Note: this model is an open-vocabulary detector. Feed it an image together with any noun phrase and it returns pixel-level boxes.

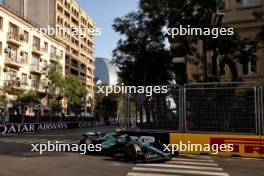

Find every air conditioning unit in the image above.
[20,51,24,56]
[4,48,10,54]
[20,34,24,41]
[3,67,9,72]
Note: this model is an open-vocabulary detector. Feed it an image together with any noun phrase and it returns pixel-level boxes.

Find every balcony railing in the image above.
[32,45,44,55]
[3,80,27,90]
[7,33,23,45]
[30,64,42,74]
[50,53,60,62]
[31,83,40,91]
[5,57,22,67]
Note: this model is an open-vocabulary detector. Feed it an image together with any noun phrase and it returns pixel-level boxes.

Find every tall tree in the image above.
[64,75,87,116]
[113,11,174,86]
[112,6,175,124]
[45,62,66,113]
[139,0,255,82]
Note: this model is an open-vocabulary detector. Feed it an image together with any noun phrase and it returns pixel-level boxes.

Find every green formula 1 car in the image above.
[80,130,174,162]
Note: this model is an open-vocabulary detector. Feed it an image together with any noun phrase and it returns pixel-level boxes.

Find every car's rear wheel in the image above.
[124,145,137,161]
[80,137,92,145]
[79,137,92,154]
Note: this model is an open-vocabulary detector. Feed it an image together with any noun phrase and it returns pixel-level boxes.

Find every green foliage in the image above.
[94,84,119,122]
[138,0,257,82]
[64,75,87,111]
[16,91,40,105]
[112,7,174,86]
[45,63,66,95]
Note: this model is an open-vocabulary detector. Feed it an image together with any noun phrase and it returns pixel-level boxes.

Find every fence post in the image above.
[260,83,264,135]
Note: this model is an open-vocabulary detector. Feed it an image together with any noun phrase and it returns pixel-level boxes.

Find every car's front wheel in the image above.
[124,145,138,161]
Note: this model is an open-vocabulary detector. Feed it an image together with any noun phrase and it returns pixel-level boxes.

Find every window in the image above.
[44,42,48,52]
[33,36,40,49]
[217,0,225,10]
[7,46,17,62]
[243,58,257,75]
[6,70,17,81]
[0,42,2,55]
[242,45,257,75]
[9,23,19,37]
[31,54,40,66]
[240,0,257,6]
[23,30,29,43]
[0,16,3,31]
[31,75,40,89]
[21,52,28,64]
[51,45,57,54]
[22,73,27,85]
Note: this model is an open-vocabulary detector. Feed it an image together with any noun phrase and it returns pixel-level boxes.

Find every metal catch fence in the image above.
[124,82,264,135]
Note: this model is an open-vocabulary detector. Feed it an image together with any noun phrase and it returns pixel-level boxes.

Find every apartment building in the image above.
[184,0,264,82]
[0,4,65,105]
[3,0,95,107]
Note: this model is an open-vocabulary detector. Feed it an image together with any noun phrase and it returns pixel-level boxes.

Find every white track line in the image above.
[133,167,229,176]
[180,154,212,159]
[127,172,182,176]
[136,164,223,171]
[171,158,215,162]
[167,161,219,166]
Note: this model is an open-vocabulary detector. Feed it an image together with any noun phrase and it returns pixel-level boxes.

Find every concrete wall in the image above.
[25,0,50,28]
[4,0,52,28]
[3,0,23,16]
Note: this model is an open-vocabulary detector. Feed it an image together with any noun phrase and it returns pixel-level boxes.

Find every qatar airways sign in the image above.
[0,123,67,134]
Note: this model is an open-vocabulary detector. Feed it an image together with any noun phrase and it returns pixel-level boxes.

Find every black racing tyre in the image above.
[79,137,93,154]
[79,137,92,145]
[124,145,137,161]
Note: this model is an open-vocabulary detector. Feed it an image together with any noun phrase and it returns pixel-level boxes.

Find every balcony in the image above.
[13,81,27,90]
[38,81,49,93]
[50,53,60,62]
[32,46,44,55]
[3,80,27,90]
[71,61,78,70]
[30,64,42,75]
[80,77,86,84]
[7,33,23,46]
[31,83,40,92]
[80,68,86,74]
[5,57,22,68]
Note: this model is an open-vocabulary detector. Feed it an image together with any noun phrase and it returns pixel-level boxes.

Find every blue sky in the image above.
[77,0,139,59]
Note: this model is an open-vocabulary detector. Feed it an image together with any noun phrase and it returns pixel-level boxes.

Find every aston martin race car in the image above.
[79,130,173,162]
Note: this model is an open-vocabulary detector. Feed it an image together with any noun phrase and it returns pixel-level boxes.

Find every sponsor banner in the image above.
[0,121,102,134]
[170,133,264,158]
[261,136,264,158]
[121,130,170,145]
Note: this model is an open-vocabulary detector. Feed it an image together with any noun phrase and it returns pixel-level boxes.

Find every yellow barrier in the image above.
[170,133,264,158]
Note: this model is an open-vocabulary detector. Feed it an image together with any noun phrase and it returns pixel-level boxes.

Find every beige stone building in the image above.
[0,4,65,106]
[3,0,95,107]
[186,0,264,82]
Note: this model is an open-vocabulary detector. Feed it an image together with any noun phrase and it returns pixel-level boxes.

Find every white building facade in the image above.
[0,4,65,102]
